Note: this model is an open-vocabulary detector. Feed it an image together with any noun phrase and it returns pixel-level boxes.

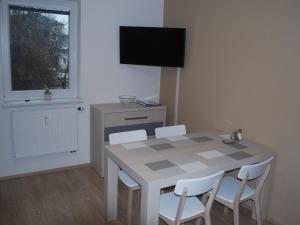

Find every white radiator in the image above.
[12,108,78,158]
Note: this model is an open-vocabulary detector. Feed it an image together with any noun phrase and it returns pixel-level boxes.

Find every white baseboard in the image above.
[0,163,91,181]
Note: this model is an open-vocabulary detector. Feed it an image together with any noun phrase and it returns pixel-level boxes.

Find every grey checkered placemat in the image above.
[143,134,251,177]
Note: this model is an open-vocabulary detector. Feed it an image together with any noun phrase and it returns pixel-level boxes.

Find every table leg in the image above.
[104,151,119,222]
[140,183,160,225]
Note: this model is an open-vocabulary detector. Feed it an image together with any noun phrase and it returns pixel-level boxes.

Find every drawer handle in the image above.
[125,116,148,120]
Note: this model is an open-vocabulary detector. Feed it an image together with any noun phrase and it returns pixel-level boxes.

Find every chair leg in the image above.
[204,214,211,225]
[254,197,262,225]
[233,204,239,225]
[127,189,133,225]
[251,202,256,219]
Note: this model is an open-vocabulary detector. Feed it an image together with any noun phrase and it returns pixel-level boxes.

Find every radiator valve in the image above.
[77,106,85,111]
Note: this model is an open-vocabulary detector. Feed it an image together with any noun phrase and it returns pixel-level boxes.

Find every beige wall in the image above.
[161,1,300,225]
[160,67,177,125]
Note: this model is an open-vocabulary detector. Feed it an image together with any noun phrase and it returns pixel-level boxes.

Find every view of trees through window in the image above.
[9,5,70,91]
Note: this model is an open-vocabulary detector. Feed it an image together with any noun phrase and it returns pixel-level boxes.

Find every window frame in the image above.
[0,0,78,101]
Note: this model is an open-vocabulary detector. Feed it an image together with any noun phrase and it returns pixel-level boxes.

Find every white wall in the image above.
[0,0,164,177]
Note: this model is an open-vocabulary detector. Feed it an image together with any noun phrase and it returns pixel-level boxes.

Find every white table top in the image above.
[105,132,275,188]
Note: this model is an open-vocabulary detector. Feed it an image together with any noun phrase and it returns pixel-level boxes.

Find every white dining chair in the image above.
[159,170,224,225]
[211,157,274,225]
[108,129,147,225]
[155,125,186,138]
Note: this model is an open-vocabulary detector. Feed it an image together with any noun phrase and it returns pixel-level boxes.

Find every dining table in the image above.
[104,131,275,225]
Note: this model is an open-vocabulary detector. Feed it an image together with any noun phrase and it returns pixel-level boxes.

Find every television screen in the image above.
[120,26,185,67]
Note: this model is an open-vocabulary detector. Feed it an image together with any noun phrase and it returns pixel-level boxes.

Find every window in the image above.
[0,0,78,100]
[9,6,70,91]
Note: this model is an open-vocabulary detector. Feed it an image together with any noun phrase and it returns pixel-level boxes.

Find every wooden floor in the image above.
[0,166,273,225]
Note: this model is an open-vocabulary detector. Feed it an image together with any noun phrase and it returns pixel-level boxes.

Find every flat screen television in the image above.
[120,26,186,67]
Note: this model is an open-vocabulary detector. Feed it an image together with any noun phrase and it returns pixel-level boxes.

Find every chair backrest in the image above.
[109,130,147,145]
[174,170,224,197]
[155,125,186,138]
[238,157,274,180]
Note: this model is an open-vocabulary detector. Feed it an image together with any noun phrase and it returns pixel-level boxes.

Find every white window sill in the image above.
[2,97,83,108]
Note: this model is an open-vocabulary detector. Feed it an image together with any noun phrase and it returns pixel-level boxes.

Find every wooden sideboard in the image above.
[91,103,166,177]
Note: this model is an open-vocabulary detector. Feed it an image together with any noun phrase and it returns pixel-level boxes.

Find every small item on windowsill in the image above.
[43,85,52,101]
[222,129,243,144]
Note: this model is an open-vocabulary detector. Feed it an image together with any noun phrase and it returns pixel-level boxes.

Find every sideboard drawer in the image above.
[91,103,166,177]
[104,122,163,142]
[104,109,164,127]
